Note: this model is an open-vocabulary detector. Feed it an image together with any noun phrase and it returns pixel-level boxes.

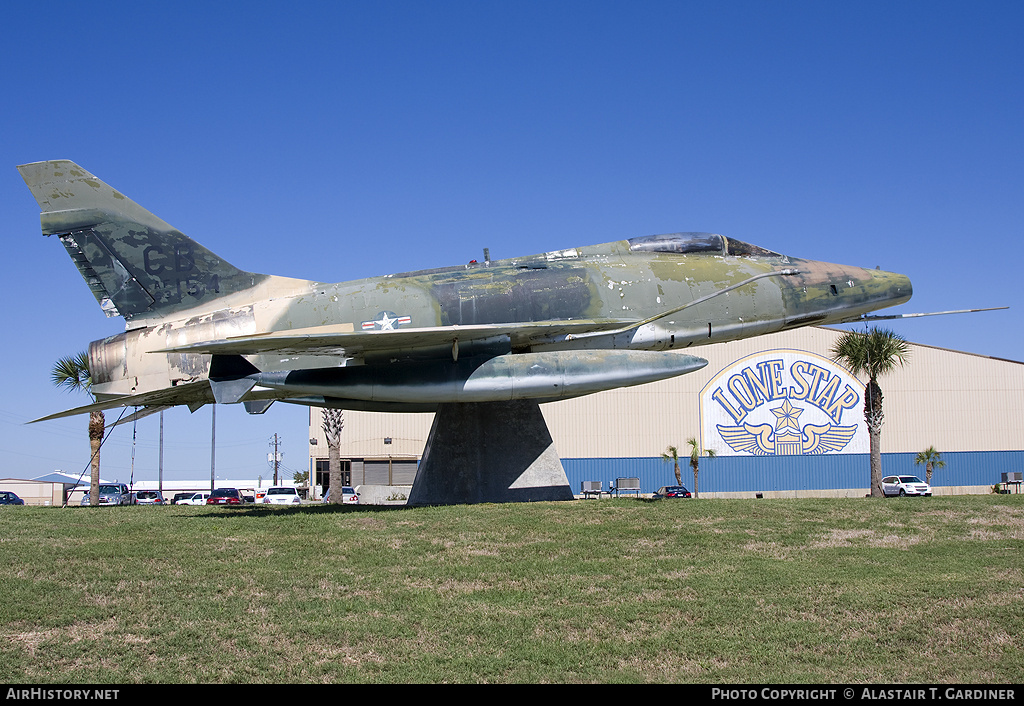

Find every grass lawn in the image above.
[0,494,1021,683]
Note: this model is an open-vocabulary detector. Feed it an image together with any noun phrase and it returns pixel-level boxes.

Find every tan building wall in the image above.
[0,479,67,506]
[308,407,431,460]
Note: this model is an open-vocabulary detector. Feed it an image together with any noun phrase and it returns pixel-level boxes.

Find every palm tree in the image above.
[661,445,683,485]
[915,446,945,485]
[831,328,911,498]
[687,437,716,498]
[52,352,103,507]
[321,408,345,504]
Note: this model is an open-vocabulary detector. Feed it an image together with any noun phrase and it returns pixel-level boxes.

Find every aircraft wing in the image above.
[156,319,633,357]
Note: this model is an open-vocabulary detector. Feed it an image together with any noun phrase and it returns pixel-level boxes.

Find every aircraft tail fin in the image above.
[18,160,265,321]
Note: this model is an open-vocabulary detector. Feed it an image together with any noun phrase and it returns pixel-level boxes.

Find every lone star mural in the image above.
[700,349,868,457]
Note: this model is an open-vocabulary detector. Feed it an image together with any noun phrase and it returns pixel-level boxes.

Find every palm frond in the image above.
[51,351,92,394]
[831,328,910,380]
[915,446,946,468]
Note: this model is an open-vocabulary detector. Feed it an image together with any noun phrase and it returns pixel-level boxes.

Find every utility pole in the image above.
[270,433,281,485]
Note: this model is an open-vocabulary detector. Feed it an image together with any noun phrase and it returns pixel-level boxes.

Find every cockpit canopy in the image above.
[627,232,782,258]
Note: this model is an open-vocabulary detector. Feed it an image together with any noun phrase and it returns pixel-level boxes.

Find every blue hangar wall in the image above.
[561,451,1023,496]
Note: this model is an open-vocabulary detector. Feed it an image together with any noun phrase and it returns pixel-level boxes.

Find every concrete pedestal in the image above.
[406,400,574,506]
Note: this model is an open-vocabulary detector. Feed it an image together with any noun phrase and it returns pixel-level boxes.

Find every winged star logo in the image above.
[361,311,412,331]
[717,398,858,456]
[700,350,867,457]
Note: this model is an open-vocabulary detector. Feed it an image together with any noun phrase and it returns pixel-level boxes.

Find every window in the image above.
[628,232,724,254]
[628,232,782,258]
[315,459,351,487]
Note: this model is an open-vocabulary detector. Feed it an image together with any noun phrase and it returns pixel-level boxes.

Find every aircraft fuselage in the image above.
[19,161,911,418]
[87,233,910,411]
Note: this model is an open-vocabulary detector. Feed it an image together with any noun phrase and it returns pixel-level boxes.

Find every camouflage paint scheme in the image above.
[20,160,911,421]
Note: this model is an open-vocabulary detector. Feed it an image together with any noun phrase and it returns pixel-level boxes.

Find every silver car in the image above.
[881,475,932,497]
[134,490,165,505]
[80,483,131,506]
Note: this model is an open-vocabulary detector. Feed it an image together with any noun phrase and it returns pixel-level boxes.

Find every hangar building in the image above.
[307,327,1024,499]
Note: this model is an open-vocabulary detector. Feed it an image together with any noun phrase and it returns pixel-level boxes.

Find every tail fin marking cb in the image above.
[19,160,264,320]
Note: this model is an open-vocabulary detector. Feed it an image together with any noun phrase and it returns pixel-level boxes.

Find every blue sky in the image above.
[1,1,1021,485]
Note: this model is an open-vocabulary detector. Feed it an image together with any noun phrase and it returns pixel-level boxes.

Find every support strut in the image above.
[407,400,574,506]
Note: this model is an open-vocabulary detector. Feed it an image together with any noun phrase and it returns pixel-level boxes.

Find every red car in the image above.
[206,488,244,506]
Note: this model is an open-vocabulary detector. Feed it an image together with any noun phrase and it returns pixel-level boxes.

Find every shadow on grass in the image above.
[173,502,411,519]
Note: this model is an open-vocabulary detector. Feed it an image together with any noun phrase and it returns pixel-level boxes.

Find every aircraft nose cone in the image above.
[784,259,913,325]
[870,268,913,307]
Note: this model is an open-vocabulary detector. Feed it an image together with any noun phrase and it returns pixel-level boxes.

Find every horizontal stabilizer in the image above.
[106,405,173,427]
[31,381,213,423]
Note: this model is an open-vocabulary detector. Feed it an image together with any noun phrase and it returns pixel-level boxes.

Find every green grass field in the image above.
[1,495,1021,684]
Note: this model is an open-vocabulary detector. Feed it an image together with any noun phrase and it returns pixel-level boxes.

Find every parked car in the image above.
[177,492,211,506]
[80,483,132,506]
[134,490,165,505]
[262,486,302,505]
[0,491,25,505]
[206,488,244,506]
[881,475,932,497]
[652,485,692,499]
[322,486,359,504]
[171,492,193,505]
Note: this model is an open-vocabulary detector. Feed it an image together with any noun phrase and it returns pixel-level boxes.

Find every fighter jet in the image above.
[19,160,912,503]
